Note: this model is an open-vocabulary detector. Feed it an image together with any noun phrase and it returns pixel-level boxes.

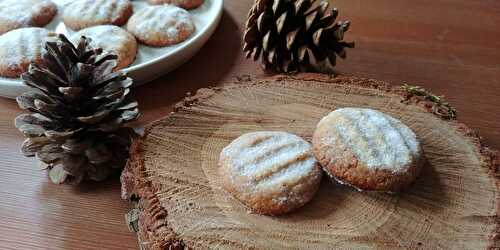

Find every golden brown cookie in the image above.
[126,5,195,47]
[62,0,133,31]
[0,0,57,35]
[219,131,323,215]
[312,108,424,192]
[0,27,56,78]
[71,25,137,70]
[148,0,204,10]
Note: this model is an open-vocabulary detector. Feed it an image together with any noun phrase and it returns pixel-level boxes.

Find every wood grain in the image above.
[0,0,499,249]
[123,74,498,249]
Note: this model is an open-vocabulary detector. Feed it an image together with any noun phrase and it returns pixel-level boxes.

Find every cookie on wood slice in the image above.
[0,0,57,35]
[126,5,195,47]
[0,27,56,78]
[62,0,133,31]
[71,25,137,70]
[219,131,323,215]
[121,74,499,249]
[148,0,204,10]
[313,107,424,192]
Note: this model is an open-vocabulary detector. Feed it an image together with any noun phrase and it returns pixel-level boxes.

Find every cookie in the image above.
[312,108,424,192]
[62,0,133,31]
[148,0,204,10]
[126,5,195,47]
[0,0,57,35]
[219,131,323,215]
[0,28,56,78]
[71,25,137,70]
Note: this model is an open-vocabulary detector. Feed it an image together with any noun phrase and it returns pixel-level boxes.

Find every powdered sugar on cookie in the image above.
[317,108,421,173]
[0,27,56,77]
[126,5,195,47]
[62,0,133,30]
[0,0,57,35]
[72,25,137,70]
[219,131,322,215]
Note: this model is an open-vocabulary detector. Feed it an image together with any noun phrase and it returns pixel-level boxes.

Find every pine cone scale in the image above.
[18,124,45,137]
[61,155,86,176]
[61,138,93,154]
[117,101,139,110]
[37,153,62,165]
[276,12,287,34]
[21,137,50,156]
[45,128,82,140]
[94,72,126,88]
[77,110,111,124]
[15,114,53,129]
[86,145,113,165]
[17,93,63,119]
[21,74,56,97]
[304,10,317,31]
[294,0,311,15]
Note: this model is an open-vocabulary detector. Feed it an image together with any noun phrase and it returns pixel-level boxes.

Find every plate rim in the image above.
[0,0,224,99]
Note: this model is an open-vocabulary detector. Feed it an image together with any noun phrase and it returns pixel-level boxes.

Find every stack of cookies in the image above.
[0,0,202,78]
[219,108,425,215]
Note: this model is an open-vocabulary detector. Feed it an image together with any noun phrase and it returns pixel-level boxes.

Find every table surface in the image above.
[1,1,499,249]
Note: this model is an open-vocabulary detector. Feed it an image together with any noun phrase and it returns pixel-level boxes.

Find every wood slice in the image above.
[121,73,499,250]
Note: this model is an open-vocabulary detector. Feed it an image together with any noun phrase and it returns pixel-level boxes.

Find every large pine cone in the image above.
[243,0,354,72]
[15,34,139,184]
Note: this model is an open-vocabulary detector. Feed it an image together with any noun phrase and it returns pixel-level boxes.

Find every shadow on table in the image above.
[37,174,138,249]
[37,173,122,196]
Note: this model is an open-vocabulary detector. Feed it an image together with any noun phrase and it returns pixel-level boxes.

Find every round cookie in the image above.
[71,25,137,70]
[0,0,57,35]
[219,131,323,215]
[312,108,424,192]
[0,27,56,78]
[148,0,204,10]
[126,5,195,47]
[62,0,133,31]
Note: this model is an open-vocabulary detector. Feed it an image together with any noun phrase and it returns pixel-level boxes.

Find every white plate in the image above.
[0,0,223,99]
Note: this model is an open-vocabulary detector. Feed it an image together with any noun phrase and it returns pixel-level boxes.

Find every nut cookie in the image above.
[0,27,56,78]
[312,108,424,192]
[62,0,133,31]
[148,0,204,10]
[126,5,195,47]
[219,131,323,215]
[0,0,57,35]
[72,25,137,70]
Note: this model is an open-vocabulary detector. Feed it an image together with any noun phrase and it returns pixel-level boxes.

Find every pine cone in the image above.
[15,34,139,184]
[243,0,354,73]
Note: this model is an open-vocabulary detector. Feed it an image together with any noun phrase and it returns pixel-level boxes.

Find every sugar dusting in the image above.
[0,27,56,73]
[319,108,421,172]
[63,0,131,28]
[71,25,136,68]
[0,0,53,25]
[220,131,322,205]
[126,5,194,43]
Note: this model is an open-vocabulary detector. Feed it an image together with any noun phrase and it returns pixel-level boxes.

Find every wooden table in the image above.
[1,1,499,249]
